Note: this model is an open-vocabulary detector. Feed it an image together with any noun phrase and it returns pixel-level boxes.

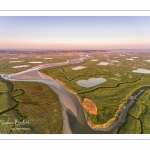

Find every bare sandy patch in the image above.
[82,98,97,115]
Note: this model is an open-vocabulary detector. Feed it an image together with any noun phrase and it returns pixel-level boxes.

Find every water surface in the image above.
[76,78,106,88]
[29,62,43,63]
[44,58,53,59]
[145,60,150,62]
[97,62,108,65]
[11,65,29,68]
[133,68,150,74]
[131,57,138,58]
[72,66,86,70]
[91,59,99,61]
[126,58,134,60]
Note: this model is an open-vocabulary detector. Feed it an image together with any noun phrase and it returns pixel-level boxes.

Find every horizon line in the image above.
[0,48,150,51]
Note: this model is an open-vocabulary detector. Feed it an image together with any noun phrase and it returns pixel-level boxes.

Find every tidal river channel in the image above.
[1,55,147,134]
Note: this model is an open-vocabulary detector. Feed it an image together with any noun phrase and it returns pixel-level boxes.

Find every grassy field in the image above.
[40,52,150,129]
[0,76,63,134]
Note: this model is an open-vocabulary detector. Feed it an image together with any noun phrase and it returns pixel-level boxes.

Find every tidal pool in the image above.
[44,58,53,59]
[97,62,108,65]
[11,65,29,68]
[91,59,99,61]
[131,57,138,58]
[112,60,119,62]
[126,58,134,60]
[29,62,43,63]
[145,60,150,62]
[72,66,86,70]
[76,78,106,88]
[133,68,150,74]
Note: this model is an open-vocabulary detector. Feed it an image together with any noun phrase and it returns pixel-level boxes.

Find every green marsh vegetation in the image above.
[0,76,63,133]
[40,52,150,129]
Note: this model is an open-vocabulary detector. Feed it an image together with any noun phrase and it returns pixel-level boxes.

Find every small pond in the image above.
[91,59,99,61]
[29,62,43,63]
[126,58,134,60]
[133,68,150,74]
[145,60,150,62]
[76,78,106,88]
[97,62,108,65]
[44,58,53,59]
[72,66,86,70]
[11,65,29,68]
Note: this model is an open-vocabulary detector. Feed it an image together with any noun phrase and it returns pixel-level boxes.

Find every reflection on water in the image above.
[97,62,108,65]
[133,68,150,74]
[11,65,29,68]
[91,59,99,61]
[145,60,150,62]
[72,66,86,70]
[126,58,134,60]
[44,58,53,59]
[76,78,106,88]
[29,61,43,63]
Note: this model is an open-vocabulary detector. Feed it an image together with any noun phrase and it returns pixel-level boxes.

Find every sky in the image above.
[0,16,150,50]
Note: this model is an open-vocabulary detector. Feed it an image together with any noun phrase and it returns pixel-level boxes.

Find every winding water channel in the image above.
[0,55,147,134]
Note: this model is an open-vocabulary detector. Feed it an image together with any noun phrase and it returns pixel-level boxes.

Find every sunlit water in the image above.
[72,66,86,70]
[97,62,108,65]
[76,78,106,88]
[133,68,150,74]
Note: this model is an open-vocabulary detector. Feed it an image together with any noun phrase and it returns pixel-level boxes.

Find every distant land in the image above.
[0,49,150,52]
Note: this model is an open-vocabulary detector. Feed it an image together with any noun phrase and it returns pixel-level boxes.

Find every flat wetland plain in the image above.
[1,50,150,133]
[41,51,150,133]
[0,52,78,133]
